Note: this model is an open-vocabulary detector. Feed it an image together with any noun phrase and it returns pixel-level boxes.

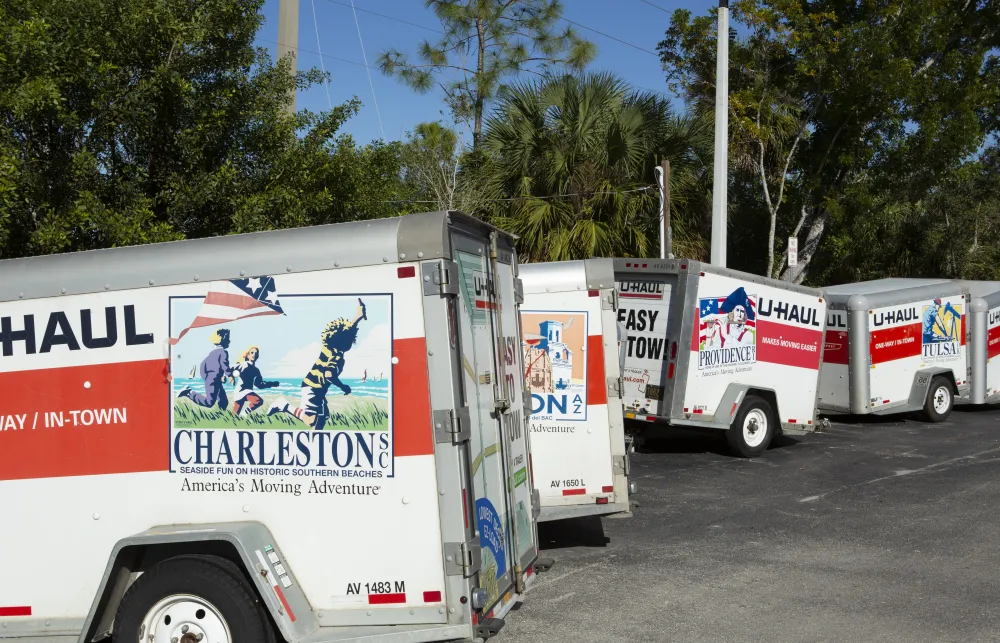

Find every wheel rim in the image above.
[139,594,231,643]
[742,409,768,448]
[932,386,951,415]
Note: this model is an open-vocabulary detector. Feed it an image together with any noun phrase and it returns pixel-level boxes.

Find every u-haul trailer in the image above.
[0,211,539,643]
[956,280,1000,405]
[518,259,634,522]
[819,278,967,422]
[614,259,827,458]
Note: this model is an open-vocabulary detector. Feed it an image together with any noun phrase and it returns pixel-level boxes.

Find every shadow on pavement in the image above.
[632,424,801,456]
[537,515,610,550]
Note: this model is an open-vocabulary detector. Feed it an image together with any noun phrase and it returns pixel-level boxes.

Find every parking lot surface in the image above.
[500,408,1000,643]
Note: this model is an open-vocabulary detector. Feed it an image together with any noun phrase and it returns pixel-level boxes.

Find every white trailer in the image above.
[956,281,1000,405]
[518,259,634,522]
[0,211,539,643]
[614,259,827,458]
[819,278,967,421]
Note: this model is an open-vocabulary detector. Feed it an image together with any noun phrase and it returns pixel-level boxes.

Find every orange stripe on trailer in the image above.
[392,337,434,457]
[586,334,607,406]
[0,359,169,482]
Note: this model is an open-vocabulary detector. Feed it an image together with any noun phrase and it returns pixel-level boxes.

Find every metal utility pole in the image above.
[278,0,300,113]
[710,0,729,267]
[656,159,673,260]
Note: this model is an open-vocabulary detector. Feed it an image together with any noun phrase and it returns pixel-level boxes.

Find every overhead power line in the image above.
[385,186,657,204]
[261,38,375,69]
[309,0,333,109]
[562,18,658,57]
[322,0,442,33]
[638,0,672,13]
[348,0,385,139]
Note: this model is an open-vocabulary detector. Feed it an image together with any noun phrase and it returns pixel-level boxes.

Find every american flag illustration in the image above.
[697,293,756,347]
[170,276,284,345]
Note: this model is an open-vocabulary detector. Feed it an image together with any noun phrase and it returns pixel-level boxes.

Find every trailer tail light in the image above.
[670,342,677,360]
[588,289,599,297]
[646,415,657,422]
[602,485,614,493]
[667,363,675,379]
[424,591,442,602]
[526,565,534,577]
[693,409,703,414]
[397,266,416,278]
[788,419,797,424]
[562,488,586,496]
[730,402,738,416]
[596,497,609,505]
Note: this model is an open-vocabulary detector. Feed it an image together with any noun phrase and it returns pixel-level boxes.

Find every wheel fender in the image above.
[907,368,957,409]
[715,384,780,432]
[79,521,316,643]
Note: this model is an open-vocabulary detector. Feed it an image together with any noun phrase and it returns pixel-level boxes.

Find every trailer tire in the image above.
[112,556,274,643]
[923,376,954,423]
[726,395,774,458]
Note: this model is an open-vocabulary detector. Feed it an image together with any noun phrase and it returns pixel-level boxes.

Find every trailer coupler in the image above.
[475,617,505,640]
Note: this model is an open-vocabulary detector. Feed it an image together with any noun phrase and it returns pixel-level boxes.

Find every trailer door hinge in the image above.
[422,259,459,296]
[607,376,622,399]
[433,407,471,444]
[602,291,615,310]
[531,489,541,520]
[614,454,630,477]
[522,389,533,413]
[444,539,482,577]
[514,277,524,305]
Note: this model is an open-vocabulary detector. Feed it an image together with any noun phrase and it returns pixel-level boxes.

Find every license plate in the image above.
[644,384,664,401]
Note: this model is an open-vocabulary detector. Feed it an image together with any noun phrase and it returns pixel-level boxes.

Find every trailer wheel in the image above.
[923,376,954,423]
[726,395,774,458]
[112,556,273,643]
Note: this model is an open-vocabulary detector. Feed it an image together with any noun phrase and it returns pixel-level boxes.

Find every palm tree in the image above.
[478,71,712,262]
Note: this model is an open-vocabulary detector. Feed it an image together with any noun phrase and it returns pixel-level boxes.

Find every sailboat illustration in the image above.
[374,372,383,382]
[361,369,367,383]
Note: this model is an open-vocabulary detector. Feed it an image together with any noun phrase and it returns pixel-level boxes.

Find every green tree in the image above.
[0,0,406,258]
[400,122,464,211]
[660,1,1000,283]
[378,0,595,151]
[480,72,712,262]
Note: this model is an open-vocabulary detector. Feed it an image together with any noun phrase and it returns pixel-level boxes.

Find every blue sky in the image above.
[256,0,704,145]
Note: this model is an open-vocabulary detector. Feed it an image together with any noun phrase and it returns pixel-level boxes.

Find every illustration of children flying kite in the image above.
[269,298,367,430]
[177,328,234,410]
[231,346,281,415]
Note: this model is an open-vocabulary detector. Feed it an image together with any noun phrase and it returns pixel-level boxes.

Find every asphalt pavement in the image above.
[500,406,1000,643]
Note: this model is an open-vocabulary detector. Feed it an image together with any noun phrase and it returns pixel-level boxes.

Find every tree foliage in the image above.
[659,0,1000,284]
[0,0,407,258]
[479,71,712,262]
[379,0,595,149]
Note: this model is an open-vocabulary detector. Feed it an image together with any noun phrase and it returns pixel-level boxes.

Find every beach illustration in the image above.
[169,282,391,433]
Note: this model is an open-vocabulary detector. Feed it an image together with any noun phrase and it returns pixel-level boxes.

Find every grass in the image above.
[173,397,389,431]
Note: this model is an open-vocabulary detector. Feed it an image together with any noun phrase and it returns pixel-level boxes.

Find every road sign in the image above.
[787,237,798,268]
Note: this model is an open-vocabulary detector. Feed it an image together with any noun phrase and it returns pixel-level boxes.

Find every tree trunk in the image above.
[789,208,828,285]
[473,18,485,152]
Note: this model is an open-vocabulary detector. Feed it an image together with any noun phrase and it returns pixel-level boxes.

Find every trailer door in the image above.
[616,274,677,416]
[491,242,538,580]
[450,233,521,614]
